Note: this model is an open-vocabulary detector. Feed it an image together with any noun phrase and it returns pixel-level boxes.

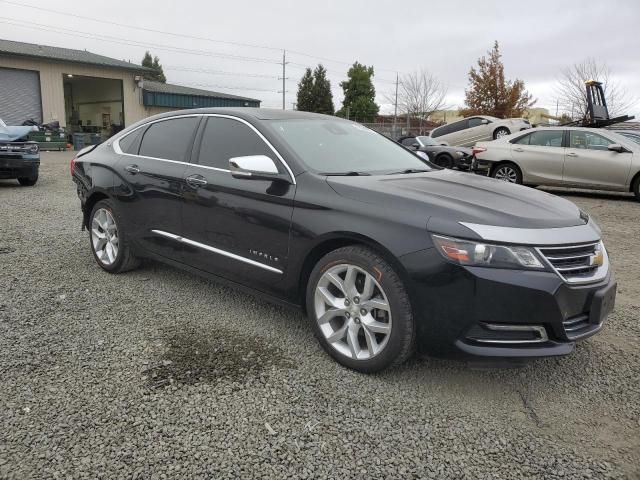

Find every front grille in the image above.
[538,242,603,283]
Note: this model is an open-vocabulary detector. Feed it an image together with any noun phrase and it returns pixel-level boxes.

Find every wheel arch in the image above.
[297,232,411,312]
[83,191,110,229]
[629,170,640,193]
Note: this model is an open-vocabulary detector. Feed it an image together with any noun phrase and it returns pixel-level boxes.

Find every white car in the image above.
[429,115,531,147]
[473,127,640,200]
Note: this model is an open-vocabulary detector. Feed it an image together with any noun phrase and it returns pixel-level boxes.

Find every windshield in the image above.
[620,132,640,145]
[417,136,438,146]
[268,119,432,174]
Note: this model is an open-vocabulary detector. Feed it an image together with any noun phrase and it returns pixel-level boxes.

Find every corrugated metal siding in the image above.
[0,56,150,127]
[143,91,260,109]
[0,67,42,124]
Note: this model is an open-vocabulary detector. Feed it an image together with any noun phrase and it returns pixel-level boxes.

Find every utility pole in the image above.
[392,72,399,138]
[278,50,288,110]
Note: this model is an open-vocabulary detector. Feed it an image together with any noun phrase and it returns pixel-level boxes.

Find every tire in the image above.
[632,175,640,201]
[434,153,454,169]
[89,199,140,273]
[306,245,415,373]
[493,127,511,139]
[17,175,38,186]
[491,162,523,184]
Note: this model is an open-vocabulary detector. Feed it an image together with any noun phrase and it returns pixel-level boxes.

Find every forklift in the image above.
[562,80,635,128]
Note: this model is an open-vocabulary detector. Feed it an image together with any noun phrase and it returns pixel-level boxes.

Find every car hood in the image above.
[326,169,585,230]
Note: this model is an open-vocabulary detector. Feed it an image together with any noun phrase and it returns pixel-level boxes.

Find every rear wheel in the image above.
[89,199,140,273]
[306,245,415,373]
[491,162,522,184]
[493,127,511,139]
[17,175,38,186]
[434,153,454,169]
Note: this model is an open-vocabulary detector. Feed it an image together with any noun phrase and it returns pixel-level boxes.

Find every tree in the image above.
[141,51,166,83]
[460,41,535,118]
[296,68,315,112]
[336,62,379,122]
[555,58,635,120]
[296,65,334,114]
[389,70,448,134]
[310,65,334,115]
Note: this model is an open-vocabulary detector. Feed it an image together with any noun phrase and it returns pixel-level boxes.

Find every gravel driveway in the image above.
[1,152,639,479]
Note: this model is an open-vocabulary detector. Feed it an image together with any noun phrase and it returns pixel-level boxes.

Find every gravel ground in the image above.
[1,152,639,479]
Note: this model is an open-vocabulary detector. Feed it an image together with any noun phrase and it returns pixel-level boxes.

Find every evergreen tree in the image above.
[311,65,334,115]
[336,62,379,122]
[141,51,167,83]
[460,41,534,118]
[296,68,315,112]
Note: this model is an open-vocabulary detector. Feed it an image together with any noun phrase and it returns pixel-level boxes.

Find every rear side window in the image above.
[197,117,280,171]
[432,121,462,138]
[139,117,199,162]
[528,130,564,147]
[118,127,144,154]
[513,133,531,145]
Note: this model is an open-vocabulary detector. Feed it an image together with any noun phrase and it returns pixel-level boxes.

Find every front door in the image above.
[113,115,201,260]
[180,115,295,293]
[563,130,633,189]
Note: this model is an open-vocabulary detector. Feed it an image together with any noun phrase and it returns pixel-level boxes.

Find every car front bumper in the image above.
[399,248,616,360]
[0,156,40,179]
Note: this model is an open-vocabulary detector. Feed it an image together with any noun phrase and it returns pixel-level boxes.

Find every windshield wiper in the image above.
[321,171,371,176]
[388,168,430,175]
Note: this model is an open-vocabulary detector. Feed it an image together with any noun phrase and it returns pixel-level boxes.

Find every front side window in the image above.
[268,119,432,175]
[569,131,613,151]
[416,136,438,146]
[197,117,279,171]
[401,137,416,146]
[467,118,484,128]
[528,130,564,147]
[138,117,199,162]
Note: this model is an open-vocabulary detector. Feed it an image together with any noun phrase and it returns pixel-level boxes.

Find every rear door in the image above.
[113,115,201,260]
[563,130,633,189]
[510,130,565,184]
[180,115,295,291]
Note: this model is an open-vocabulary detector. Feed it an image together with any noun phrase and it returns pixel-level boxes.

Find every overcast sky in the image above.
[2,0,639,117]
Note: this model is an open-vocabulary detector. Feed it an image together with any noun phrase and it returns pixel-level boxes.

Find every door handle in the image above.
[185,174,208,188]
[513,147,524,152]
[125,164,140,174]
[567,152,578,157]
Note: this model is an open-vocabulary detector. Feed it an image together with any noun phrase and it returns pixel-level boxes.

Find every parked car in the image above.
[398,135,474,169]
[0,119,40,186]
[430,115,531,147]
[72,109,616,373]
[612,130,640,145]
[474,127,640,200]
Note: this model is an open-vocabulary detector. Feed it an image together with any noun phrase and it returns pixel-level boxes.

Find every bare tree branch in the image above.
[555,58,636,120]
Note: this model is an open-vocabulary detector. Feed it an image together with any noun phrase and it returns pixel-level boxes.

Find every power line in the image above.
[165,66,280,79]
[175,82,275,93]
[1,0,405,74]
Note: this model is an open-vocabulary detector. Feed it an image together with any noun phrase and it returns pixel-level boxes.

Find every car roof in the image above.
[142,107,335,122]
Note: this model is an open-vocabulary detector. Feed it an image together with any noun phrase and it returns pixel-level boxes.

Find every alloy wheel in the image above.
[314,264,392,360]
[494,166,518,183]
[495,129,509,138]
[91,208,119,265]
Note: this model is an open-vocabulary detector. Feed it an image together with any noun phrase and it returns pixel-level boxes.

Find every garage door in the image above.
[0,68,42,125]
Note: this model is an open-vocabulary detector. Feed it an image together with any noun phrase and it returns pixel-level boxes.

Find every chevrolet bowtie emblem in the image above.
[590,250,604,267]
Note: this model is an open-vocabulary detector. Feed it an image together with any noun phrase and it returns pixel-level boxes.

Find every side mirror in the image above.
[439,141,450,146]
[481,119,489,125]
[229,155,287,181]
[607,144,626,153]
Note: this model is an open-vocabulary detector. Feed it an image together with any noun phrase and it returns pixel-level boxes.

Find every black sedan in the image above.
[398,135,473,169]
[71,109,615,373]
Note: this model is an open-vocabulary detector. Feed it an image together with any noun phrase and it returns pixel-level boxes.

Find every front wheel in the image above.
[89,199,140,273]
[306,246,415,373]
[493,127,511,139]
[18,175,38,186]
[491,162,522,184]
[434,153,454,169]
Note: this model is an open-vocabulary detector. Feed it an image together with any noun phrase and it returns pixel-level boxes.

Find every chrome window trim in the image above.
[112,113,296,184]
[459,219,601,246]
[151,229,283,274]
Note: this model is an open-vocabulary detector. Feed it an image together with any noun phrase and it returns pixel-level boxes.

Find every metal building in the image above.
[0,38,261,138]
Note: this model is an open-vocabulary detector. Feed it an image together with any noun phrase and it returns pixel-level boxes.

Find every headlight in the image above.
[431,235,545,270]
[455,151,465,157]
